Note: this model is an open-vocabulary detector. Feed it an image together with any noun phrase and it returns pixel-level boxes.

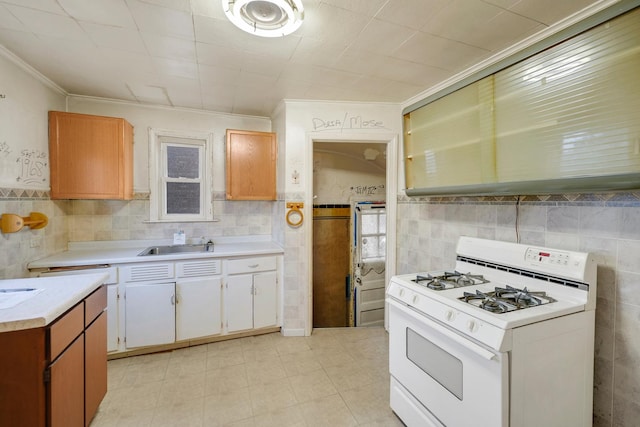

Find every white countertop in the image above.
[0,273,106,333]
[27,237,284,270]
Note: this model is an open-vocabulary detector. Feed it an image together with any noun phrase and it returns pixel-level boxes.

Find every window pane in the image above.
[378,236,386,257]
[167,146,199,179]
[361,236,378,259]
[362,236,385,259]
[166,182,200,214]
[361,214,379,234]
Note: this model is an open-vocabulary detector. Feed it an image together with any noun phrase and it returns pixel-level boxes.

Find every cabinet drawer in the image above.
[49,302,84,361]
[226,256,277,274]
[85,285,107,327]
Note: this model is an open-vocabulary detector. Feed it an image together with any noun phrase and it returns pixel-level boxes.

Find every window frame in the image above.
[148,128,214,222]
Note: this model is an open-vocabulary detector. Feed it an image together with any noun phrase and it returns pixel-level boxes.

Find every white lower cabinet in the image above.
[176,276,222,341]
[225,256,278,333]
[225,274,254,332]
[34,267,121,352]
[254,271,277,329]
[38,254,280,355]
[175,260,222,341]
[125,282,176,348]
[106,284,119,352]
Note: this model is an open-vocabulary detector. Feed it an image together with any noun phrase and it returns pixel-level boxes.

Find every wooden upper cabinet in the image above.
[226,129,277,200]
[48,111,133,200]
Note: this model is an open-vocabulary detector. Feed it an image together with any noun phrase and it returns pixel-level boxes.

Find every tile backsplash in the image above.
[0,190,275,278]
[0,196,68,278]
[396,193,640,427]
[64,195,274,243]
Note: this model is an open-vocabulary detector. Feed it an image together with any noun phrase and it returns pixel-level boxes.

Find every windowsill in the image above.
[143,218,221,223]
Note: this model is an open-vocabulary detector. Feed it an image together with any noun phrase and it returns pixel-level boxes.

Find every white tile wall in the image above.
[0,194,276,279]
[3,187,639,426]
[396,197,640,427]
[0,198,69,278]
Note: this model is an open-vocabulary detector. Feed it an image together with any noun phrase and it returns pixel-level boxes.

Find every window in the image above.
[359,206,386,262]
[149,129,214,222]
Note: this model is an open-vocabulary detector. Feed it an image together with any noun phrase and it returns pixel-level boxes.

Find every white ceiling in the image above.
[0,0,605,117]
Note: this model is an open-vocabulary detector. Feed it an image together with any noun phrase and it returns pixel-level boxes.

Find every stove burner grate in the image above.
[460,285,556,313]
[413,271,489,290]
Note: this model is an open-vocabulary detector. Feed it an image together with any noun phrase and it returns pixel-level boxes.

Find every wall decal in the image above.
[15,149,47,185]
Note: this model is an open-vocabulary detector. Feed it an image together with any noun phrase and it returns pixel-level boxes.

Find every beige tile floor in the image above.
[91,327,404,427]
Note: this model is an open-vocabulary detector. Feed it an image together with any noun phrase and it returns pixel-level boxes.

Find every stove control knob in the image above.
[399,289,405,297]
[412,295,419,304]
[445,310,455,321]
[467,320,478,332]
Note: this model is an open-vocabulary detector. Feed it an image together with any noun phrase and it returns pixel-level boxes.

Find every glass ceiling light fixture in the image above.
[222,0,304,38]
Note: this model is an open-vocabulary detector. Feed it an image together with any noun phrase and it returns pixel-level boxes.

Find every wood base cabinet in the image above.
[49,333,85,427]
[85,311,107,425]
[0,286,107,427]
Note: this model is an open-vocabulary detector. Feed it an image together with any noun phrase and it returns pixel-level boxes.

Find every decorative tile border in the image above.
[0,187,49,200]
[4,186,638,207]
[0,189,285,202]
[313,204,351,208]
[398,191,640,207]
[0,188,152,201]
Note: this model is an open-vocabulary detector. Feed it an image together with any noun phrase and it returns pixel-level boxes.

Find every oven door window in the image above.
[406,327,463,400]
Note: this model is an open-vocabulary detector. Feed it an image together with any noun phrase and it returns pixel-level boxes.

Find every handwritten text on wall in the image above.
[312,113,386,132]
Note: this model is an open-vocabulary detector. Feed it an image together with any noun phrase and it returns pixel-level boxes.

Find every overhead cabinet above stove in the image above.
[403,5,640,196]
[49,111,134,200]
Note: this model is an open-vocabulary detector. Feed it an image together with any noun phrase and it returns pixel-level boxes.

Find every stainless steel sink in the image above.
[138,243,213,256]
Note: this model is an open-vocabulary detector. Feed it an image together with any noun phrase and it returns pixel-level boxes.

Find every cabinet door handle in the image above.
[248,264,259,268]
[171,294,176,305]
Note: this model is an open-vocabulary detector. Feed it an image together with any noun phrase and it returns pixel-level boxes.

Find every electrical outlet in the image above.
[30,236,42,248]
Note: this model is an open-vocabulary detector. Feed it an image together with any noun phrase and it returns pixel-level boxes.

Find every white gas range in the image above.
[387,236,597,427]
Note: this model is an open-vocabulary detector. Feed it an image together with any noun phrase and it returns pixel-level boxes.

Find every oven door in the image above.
[388,298,508,427]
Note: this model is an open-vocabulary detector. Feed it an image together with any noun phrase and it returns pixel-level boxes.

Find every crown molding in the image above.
[0,43,67,96]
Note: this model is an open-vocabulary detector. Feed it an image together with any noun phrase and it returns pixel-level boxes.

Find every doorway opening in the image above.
[311,141,387,328]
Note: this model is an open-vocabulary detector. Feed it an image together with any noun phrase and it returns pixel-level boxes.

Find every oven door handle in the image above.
[389,298,497,361]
